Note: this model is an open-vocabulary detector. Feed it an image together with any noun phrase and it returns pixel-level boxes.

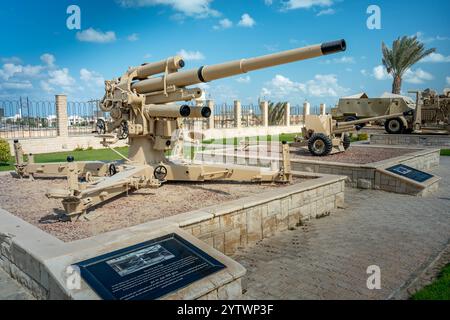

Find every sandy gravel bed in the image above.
[289,146,420,164]
[0,174,297,242]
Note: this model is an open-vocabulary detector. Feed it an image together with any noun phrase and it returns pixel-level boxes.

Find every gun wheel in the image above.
[96,119,106,134]
[343,134,351,150]
[385,118,404,134]
[154,166,168,181]
[308,133,333,157]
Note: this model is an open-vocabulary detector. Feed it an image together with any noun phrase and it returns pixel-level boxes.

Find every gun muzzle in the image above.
[131,39,346,94]
[143,104,191,119]
[190,106,212,118]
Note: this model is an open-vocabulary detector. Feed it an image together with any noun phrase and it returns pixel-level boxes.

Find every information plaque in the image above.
[75,233,226,300]
[386,164,433,183]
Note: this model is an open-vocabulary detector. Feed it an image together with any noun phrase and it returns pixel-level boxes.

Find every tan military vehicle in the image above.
[331,89,450,135]
[331,92,416,134]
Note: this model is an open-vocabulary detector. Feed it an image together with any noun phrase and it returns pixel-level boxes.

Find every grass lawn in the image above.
[0,147,129,172]
[202,133,298,146]
[411,264,450,300]
[441,149,450,156]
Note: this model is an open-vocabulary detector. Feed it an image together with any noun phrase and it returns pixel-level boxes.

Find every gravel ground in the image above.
[289,146,420,164]
[0,174,296,242]
[239,145,419,164]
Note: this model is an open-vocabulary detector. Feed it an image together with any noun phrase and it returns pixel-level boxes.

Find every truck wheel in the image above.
[308,133,333,157]
[343,134,351,150]
[345,116,365,131]
[385,118,404,134]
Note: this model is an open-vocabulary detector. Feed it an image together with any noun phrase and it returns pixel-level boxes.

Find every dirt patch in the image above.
[290,146,421,164]
[0,174,299,242]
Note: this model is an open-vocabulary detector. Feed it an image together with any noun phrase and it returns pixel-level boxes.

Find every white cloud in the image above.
[403,68,434,84]
[420,52,450,63]
[0,64,23,80]
[40,80,55,93]
[264,0,273,5]
[236,76,251,83]
[415,31,450,43]
[447,77,450,85]
[322,56,355,64]
[40,53,55,67]
[177,49,205,61]
[116,0,220,18]
[144,53,153,59]
[48,68,76,87]
[0,81,33,90]
[373,65,390,80]
[284,0,334,10]
[127,33,139,41]
[238,14,255,28]
[213,18,233,30]
[317,8,335,16]
[80,68,105,87]
[371,65,433,84]
[260,73,348,101]
[1,57,22,64]
[76,28,116,43]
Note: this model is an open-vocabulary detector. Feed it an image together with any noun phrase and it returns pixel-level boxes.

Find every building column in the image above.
[207,100,215,129]
[320,103,326,115]
[56,94,68,137]
[234,100,242,128]
[303,101,310,123]
[284,102,291,126]
[260,101,269,127]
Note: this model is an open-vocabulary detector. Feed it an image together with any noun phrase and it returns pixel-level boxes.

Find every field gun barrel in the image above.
[142,104,211,119]
[131,39,346,94]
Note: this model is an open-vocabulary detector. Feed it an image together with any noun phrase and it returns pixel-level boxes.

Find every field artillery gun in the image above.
[14,39,347,220]
[292,110,414,156]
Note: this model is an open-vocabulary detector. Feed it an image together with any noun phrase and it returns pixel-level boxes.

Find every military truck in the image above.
[331,89,450,134]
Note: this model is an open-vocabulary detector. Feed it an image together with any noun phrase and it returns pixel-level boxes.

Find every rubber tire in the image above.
[343,134,351,150]
[385,118,404,134]
[308,133,333,157]
[345,116,365,131]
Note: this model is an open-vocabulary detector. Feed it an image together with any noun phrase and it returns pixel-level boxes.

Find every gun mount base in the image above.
[45,162,291,221]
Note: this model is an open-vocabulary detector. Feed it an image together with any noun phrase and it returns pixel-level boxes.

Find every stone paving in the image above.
[235,156,450,300]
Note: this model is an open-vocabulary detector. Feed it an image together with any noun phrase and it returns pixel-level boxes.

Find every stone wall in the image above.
[7,136,128,154]
[179,177,345,256]
[370,134,450,148]
[198,147,440,194]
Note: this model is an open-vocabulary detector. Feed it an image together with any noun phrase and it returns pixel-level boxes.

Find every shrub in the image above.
[357,133,369,141]
[73,146,84,152]
[0,138,11,164]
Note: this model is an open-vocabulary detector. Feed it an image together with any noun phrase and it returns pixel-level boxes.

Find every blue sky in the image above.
[0,0,449,107]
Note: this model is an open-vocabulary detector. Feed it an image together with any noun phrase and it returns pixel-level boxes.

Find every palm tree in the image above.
[268,101,287,125]
[382,36,435,94]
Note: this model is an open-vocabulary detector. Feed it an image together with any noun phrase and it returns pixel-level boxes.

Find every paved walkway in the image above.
[235,156,450,300]
[0,268,34,300]
[1,158,449,300]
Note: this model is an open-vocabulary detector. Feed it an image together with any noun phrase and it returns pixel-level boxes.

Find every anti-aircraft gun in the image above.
[21,39,347,219]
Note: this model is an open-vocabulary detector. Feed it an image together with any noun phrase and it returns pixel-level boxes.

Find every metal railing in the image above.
[67,100,104,136]
[0,98,57,139]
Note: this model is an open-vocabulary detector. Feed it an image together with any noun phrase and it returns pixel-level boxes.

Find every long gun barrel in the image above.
[131,39,346,94]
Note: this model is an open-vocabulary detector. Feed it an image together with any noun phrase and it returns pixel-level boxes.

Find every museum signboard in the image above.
[75,233,226,300]
[386,164,434,183]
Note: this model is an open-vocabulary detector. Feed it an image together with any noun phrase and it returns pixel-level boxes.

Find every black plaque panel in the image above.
[75,233,226,300]
[386,164,433,183]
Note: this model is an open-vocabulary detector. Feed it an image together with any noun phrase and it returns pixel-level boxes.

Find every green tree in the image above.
[382,36,435,94]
